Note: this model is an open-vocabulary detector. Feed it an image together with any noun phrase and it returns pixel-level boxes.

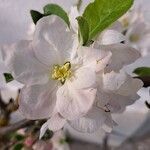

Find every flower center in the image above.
[129,34,140,42]
[51,62,72,84]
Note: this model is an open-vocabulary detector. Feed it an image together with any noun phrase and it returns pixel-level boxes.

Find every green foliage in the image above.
[133,67,150,77]
[13,143,23,150]
[4,73,14,83]
[43,4,70,27]
[13,134,25,141]
[83,0,133,42]
[77,16,89,45]
[30,4,70,27]
[30,10,44,24]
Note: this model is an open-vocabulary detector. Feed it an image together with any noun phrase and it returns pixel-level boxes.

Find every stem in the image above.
[0,119,35,136]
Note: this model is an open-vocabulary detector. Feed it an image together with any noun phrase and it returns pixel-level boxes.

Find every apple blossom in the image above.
[119,3,150,56]
[5,15,112,132]
[125,19,150,56]
[3,2,144,139]
[0,46,23,91]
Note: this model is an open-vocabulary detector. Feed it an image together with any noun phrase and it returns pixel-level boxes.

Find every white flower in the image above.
[5,5,143,138]
[68,71,143,133]
[6,16,111,133]
[119,3,150,56]
[0,48,8,90]
[125,19,150,56]
[0,45,23,91]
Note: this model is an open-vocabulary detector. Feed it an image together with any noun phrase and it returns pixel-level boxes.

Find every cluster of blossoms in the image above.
[0,2,144,139]
[119,2,150,56]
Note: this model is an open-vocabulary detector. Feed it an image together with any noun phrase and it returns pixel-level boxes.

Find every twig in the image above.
[0,119,35,136]
[102,134,110,150]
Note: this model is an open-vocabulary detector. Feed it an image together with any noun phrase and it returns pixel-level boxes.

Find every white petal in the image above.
[47,113,66,132]
[33,15,74,66]
[109,21,123,32]
[56,83,97,120]
[6,80,24,91]
[97,88,140,113]
[102,44,141,72]
[78,47,112,72]
[69,107,107,133]
[19,82,57,119]
[40,121,49,139]
[97,30,125,45]
[69,6,79,32]
[117,76,143,97]
[5,40,49,86]
[0,73,7,89]
[71,67,96,89]
[103,71,127,92]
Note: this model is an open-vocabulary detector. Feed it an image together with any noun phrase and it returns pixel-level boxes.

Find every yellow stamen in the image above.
[51,62,72,84]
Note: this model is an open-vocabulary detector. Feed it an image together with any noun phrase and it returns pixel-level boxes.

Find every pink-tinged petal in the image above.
[102,44,141,72]
[5,40,49,86]
[69,107,107,133]
[19,82,57,120]
[97,88,140,114]
[56,83,97,120]
[47,113,66,132]
[33,15,74,66]
[102,71,143,97]
[117,76,143,97]
[103,71,127,92]
[78,47,112,72]
[71,67,96,89]
[97,30,125,45]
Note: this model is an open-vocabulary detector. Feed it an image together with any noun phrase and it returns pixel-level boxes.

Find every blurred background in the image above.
[0,0,150,150]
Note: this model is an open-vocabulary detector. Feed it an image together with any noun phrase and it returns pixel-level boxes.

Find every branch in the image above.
[0,119,35,136]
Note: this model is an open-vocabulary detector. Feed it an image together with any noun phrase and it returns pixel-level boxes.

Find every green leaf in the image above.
[43,4,70,27]
[77,16,89,45]
[133,67,150,77]
[13,134,25,141]
[4,73,14,83]
[83,0,133,41]
[13,143,23,150]
[30,10,44,24]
